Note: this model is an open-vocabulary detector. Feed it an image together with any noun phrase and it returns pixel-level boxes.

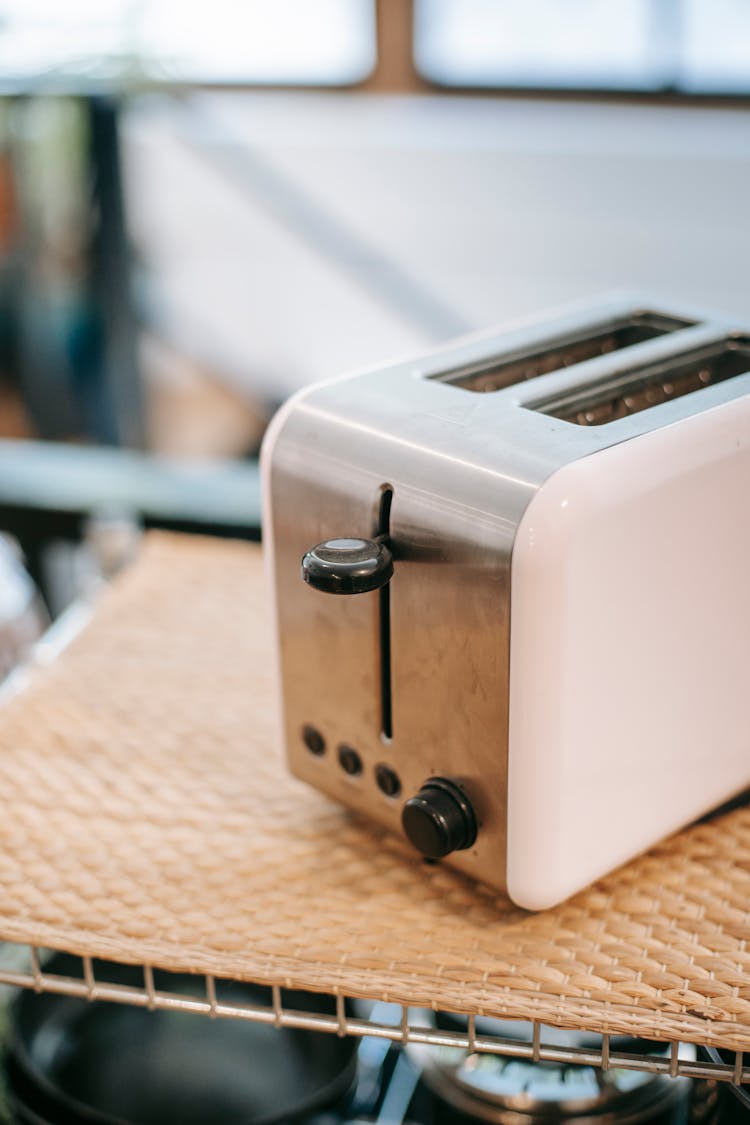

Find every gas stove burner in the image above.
[405,1013,712,1124]
[4,953,357,1125]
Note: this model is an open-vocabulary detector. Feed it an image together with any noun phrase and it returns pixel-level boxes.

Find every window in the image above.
[0,0,376,86]
[415,0,750,95]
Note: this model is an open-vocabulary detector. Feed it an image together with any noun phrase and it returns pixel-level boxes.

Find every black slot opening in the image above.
[430,311,693,394]
[377,486,393,742]
[534,337,750,426]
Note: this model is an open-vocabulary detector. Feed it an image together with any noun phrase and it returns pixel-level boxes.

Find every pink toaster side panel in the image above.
[508,392,750,910]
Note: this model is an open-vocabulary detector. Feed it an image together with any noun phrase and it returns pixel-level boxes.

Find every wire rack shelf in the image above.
[0,944,745,1087]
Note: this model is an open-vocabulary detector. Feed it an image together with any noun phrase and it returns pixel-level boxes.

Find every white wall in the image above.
[124,91,750,400]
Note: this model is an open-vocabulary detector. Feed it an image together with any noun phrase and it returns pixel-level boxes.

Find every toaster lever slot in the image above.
[299,485,395,741]
[377,486,393,741]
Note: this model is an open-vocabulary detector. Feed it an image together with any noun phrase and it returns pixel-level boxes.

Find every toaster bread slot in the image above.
[534,337,750,426]
[431,311,692,394]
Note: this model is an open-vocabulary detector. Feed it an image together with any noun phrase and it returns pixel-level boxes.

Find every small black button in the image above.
[375,764,401,798]
[302,537,393,595]
[402,777,477,859]
[302,725,325,756]
[338,745,363,776]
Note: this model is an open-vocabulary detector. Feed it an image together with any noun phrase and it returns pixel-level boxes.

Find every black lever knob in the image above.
[402,778,477,859]
[301,537,393,595]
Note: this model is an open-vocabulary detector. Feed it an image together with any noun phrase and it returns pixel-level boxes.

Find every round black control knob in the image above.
[402,777,477,859]
[301,537,393,595]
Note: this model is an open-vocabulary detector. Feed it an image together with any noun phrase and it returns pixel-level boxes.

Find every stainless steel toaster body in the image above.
[262,298,750,909]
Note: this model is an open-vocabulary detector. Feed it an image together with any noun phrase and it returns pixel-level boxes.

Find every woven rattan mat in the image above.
[0,533,748,1050]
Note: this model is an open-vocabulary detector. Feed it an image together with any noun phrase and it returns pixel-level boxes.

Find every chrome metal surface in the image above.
[264,295,750,891]
[0,945,746,1087]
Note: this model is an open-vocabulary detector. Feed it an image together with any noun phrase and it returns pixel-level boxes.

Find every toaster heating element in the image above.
[262,298,750,909]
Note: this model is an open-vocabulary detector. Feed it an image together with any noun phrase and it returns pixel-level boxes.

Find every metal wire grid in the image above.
[0,944,746,1087]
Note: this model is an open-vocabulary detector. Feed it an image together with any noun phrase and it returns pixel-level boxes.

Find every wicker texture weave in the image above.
[0,533,748,1049]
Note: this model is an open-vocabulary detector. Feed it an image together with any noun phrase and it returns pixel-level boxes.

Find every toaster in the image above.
[262,297,750,910]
